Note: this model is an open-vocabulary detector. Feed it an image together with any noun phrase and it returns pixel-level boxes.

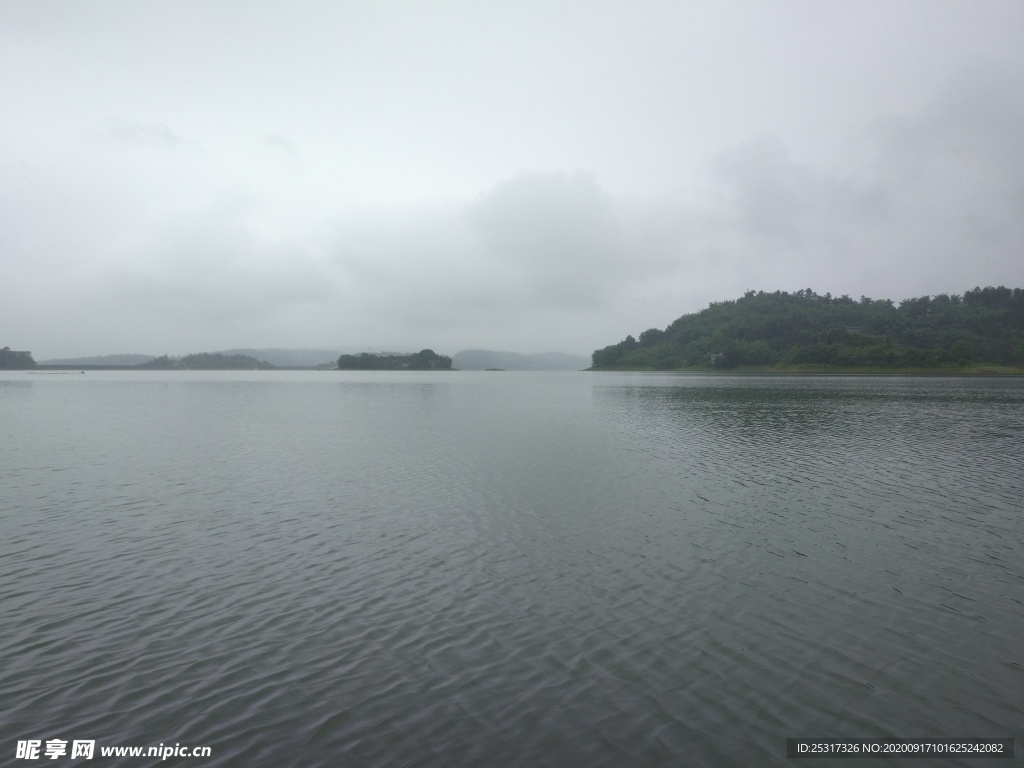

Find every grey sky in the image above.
[2,1,1022,358]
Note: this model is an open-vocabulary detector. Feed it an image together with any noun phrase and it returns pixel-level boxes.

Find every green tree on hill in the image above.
[591,286,1024,370]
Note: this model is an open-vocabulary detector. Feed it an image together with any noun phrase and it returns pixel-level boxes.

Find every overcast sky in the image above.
[2,1,1022,359]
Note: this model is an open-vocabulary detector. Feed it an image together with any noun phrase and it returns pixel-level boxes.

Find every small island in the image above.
[336,349,453,370]
[591,286,1024,373]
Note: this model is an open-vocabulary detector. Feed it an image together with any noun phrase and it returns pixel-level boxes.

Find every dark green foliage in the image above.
[0,347,36,368]
[137,353,274,370]
[591,286,1024,370]
[337,349,453,370]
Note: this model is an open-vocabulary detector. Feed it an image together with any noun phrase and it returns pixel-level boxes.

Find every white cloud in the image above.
[2,3,1022,358]
[103,118,190,150]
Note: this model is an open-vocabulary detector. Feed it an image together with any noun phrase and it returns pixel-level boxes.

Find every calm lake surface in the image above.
[2,371,1022,767]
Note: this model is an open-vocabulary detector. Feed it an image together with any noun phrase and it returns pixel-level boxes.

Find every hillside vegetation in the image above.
[592,287,1024,371]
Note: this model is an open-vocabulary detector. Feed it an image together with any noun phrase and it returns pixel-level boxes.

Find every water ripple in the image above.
[1,372,1021,766]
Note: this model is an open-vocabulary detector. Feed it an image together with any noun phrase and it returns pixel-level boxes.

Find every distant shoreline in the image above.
[24,364,324,371]
[10,364,1024,376]
[589,363,1024,375]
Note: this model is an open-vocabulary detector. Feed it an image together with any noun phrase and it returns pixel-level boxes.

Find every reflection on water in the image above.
[1,371,1021,766]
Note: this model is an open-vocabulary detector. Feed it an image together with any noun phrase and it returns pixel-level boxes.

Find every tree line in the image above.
[0,347,36,369]
[337,349,453,370]
[592,286,1024,370]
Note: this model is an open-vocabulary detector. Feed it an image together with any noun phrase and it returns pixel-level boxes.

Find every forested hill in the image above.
[592,287,1024,370]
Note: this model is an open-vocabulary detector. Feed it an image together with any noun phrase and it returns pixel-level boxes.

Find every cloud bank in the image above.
[2,4,1022,358]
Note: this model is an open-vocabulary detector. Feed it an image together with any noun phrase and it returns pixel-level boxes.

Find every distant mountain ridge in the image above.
[219,348,424,366]
[217,348,341,366]
[40,353,156,366]
[453,350,589,370]
[40,349,412,368]
[35,347,591,371]
[139,353,274,370]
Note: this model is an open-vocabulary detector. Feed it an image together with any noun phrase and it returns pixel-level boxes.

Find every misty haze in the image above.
[2,2,1022,766]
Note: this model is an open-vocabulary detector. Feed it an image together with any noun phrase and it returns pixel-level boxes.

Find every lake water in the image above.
[2,371,1022,766]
